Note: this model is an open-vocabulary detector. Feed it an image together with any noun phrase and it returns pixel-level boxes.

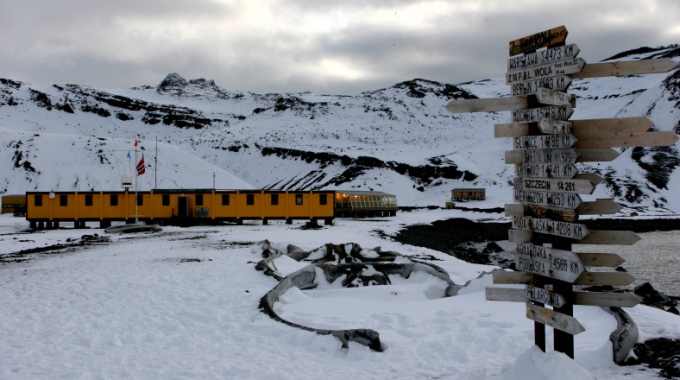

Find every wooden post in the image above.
[552,237,574,358]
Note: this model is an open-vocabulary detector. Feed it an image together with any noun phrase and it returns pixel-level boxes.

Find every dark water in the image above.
[574,230,680,297]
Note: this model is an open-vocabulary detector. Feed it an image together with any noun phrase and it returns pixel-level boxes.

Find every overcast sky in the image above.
[2,0,679,95]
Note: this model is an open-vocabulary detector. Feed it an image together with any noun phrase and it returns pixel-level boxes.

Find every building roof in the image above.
[335,190,397,197]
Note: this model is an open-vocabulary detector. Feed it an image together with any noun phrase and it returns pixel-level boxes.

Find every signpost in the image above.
[445,25,676,360]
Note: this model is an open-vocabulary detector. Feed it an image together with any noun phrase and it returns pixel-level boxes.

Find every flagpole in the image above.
[155,136,158,190]
[135,143,139,224]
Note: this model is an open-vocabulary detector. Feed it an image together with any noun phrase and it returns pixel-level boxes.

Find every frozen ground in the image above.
[1,211,679,380]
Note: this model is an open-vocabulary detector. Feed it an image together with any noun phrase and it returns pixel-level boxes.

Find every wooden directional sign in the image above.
[486,286,640,308]
[513,134,577,150]
[494,117,654,138]
[515,243,585,283]
[576,230,641,245]
[515,163,578,178]
[492,270,636,287]
[514,177,595,195]
[506,149,578,165]
[506,203,578,222]
[511,75,572,96]
[508,43,580,71]
[575,173,604,185]
[485,286,566,308]
[575,200,623,215]
[526,285,566,308]
[574,292,640,308]
[576,252,625,267]
[509,25,568,56]
[536,88,575,107]
[512,216,589,240]
[526,303,585,335]
[571,58,679,79]
[506,58,586,85]
[575,131,679,148]
[512,105,572,122]
[514,190,582,209]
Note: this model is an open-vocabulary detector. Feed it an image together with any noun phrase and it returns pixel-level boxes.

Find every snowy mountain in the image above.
[1,45,679,214]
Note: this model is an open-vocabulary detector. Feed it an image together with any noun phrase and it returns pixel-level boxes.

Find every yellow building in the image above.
[451,188,486,202]
[1,194,26,215]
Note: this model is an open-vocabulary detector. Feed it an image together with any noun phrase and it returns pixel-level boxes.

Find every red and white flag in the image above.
[136,154,146,176]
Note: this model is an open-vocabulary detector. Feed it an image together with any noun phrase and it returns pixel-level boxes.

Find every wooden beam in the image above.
[574,131,679,148]
[495,117,653,138]
[505,203,578,222]
[445,96,530,113]
[576,230,641,245]
[486,287,640,307]
[492,270,636,286]
[526,303,585,335]
[576,252,626,267]
[571,59,679,79]
[574,173,604,186]
[505,148,620,164]
[575,199,622,215]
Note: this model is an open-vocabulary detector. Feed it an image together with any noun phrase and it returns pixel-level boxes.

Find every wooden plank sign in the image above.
[571,59,679,79]
[511,75,572,96]
[513,134,577,149]
[576,252,625,267]
[539,119,572,134]
[512,216,589,240]
[486,286,640,308]
[492,269,636,287]
[506,58,586,85]
[505,203,578,222]
[575,131,679,148]
[576,230,641,245]
[507,43,580,71]
[514,190,582,209]
[515,163,577,178]
[513,177,595,195]
[512,105,573,122]
[575,200,623,215]
[506,149,578,164]
[526,303,585,335]
[536,88,575,107]
[526,285,566,308]
[515,243,585,283]
[509,25,568,56]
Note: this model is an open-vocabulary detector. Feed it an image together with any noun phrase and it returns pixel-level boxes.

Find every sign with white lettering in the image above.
[536,88,575,107]
[513,134,577,149]
[515,243,585,283]
[512,216,589,240]
[514,190,582,209]
[507,43,580,71]
[526,303,585,335]
[506,58,586,85]
[514,177,595,195]
[505,203,578,223]
[515,163,578,178]
[511,75,572,96]
[506,149,579,165]
[525,285,566,308]
[512,105,573,122]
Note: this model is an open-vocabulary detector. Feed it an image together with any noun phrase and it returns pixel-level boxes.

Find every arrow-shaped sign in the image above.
[507,43,580,71]
[507,58,586,85]
[512,105,573,122]
[486,286,640,308]
[514,177,595,195]
[575,131,679,148]
[513,134,578,150]
[515,243,585,283]
[512,216,590,240]
[514,190,582,209]
[511,75,572,96]
[535,88,576,107]
[515,163,578,178]
[526,303,585,335]
[492,270,637,287]
[506,148,620,164]
[505,203,578,223]
[509,25,568,56]
[571,59,679,79]
[494,117,654,138]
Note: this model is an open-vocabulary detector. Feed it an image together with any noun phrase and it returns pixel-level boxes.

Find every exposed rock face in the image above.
[158,73,188,88]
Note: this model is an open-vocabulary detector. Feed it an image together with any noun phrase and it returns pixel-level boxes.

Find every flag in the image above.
[134,140,138,147]
[136,154,146,176]
[126,152,131,159]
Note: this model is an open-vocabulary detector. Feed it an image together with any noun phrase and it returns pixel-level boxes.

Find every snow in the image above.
[1,212,678,379]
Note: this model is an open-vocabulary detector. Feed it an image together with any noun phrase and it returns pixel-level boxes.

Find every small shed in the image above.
[2,194,27,215]
[451,188,485,202]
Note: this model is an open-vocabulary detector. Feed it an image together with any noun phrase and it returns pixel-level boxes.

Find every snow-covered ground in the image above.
[1,212,678,380]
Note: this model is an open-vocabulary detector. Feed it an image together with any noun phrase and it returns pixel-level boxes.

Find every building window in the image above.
[35,195,43,207]
[247,194,254,205]
[320,194,327,205]
[137,194,143,206]
[295,194,303,205]
[271,194,278,205]
[85,194,93,206]
[222,194,230,206]
[196,194,203,206]
[110,194,118,206]
[162,194,170,206]
[60,194,68,206]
